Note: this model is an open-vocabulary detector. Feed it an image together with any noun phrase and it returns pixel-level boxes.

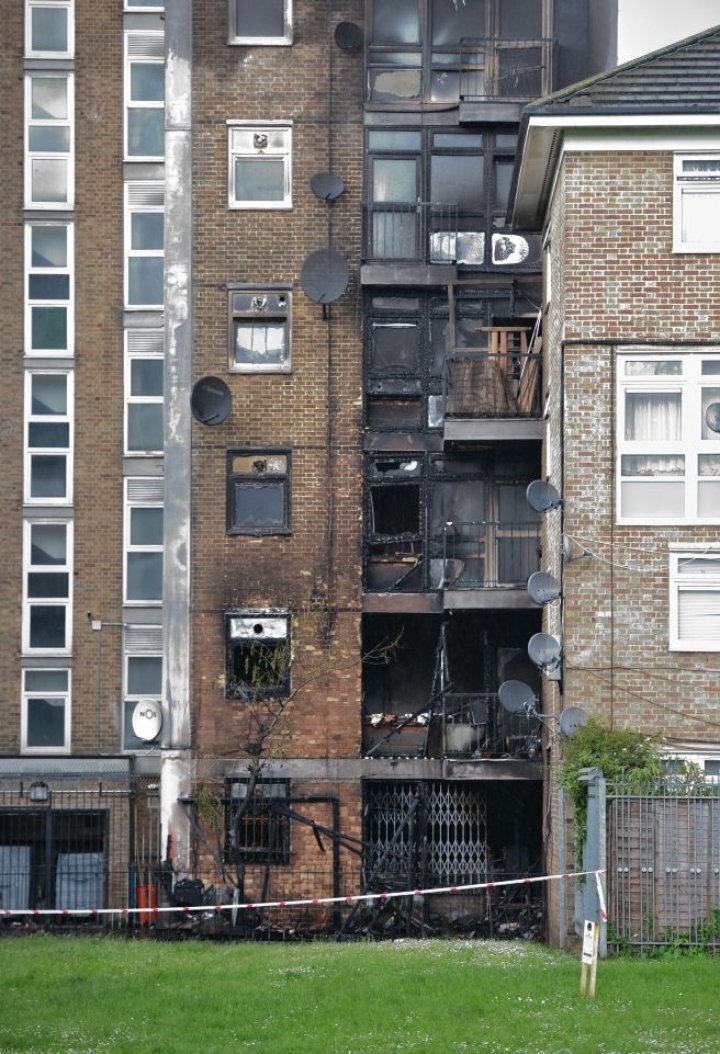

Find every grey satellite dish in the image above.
[310,171,346,202]
[301,249,349,304]
[498,679,536,714]
[190,376,232,426]
[334,22,363,50]
[526,479,562,512]
[527,571,561,605]
[528,632,562,668]
[706,402,720,433]
[559,706,589,736]
[132,699,163,742]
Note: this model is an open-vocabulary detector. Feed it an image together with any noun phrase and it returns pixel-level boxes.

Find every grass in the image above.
[0,935,718,1054]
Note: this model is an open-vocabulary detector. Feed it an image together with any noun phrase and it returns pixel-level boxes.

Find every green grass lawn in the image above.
[0,935,717,1054]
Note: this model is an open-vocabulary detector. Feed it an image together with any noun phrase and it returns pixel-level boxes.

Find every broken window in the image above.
[225,780,291,863]
[227,450,290,534]
[225,612,291,700]
[228,288,291,373]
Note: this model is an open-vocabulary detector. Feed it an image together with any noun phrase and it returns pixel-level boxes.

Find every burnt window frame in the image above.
[228,285,292,374]
[226,448,291,536]
[224,611,291,701]
[224,779,291,864]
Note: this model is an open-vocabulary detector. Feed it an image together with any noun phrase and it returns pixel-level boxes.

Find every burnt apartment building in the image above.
[1,0,716,937]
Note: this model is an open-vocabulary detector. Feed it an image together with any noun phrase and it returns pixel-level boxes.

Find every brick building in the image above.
[511,24,720,945]
[1,0,717,939]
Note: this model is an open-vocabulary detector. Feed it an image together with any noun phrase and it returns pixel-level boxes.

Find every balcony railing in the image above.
[364,202,460,264]
[365,519,540,593]
[445,350,542,418]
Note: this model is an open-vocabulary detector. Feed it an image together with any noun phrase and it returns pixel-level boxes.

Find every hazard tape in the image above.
[0,869,606,920]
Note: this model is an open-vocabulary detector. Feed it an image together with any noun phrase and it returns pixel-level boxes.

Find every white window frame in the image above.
[24,369,73,506]
[617,350,720,525]
[124,182,165,309]
[22,519,73,655]
[25,0,74,58]
[123,650,162,751]
[674,154,720,254]
[25,221,74,357]
[25,72,74,209]
[124,30,165,162]
[124,0,164,9]
[124,478,164,605]
[227,121,292,210]
[669,546,720,651]
[21,667,71,753]
[124,329,164,454]
[228,0,292,46]
[228,287,292,373]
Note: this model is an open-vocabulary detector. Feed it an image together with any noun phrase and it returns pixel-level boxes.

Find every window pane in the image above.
[370,324,419,371]
[30,455,66,497]
[128,258,163,305]
[31,77,67,120]
[234,158,285,202]
[31,524,67,564]
[131,213,164,250]
[25,669,68,692]
[234,321,286,366]
[621,455,684,476]
[29,274,70,299]
[128,404,164,451]
[698,481,720,517]
[372,212,417,258]
[131,359,163,396]
[130,507,163,545]
[494,160,514,212]
[431,0,483,45]
[372,0,420,44]
[32,306,67,349]
[702,388,720,439]
[127,110,164,157]
[28,422,70,448]
[372,158,417,203]
[28,572,69,598]
[234,0,286,37]
[625,392,681,441]
[682,191,720,244]
[28,126,70,152]
[431,155,483,211]
[29,605,66,648]
[130,63,165,101]
[233,482,285,527]
[621,480,684,518]
[31,159,68,203]
[128,655,162,694]
[624,360,681,376]
[26,697,66,747]
[123,701,146,751]
[32,226,67,267]
[368,131,422,152]
[31,8,68,52]
[32,374,67,414]
[498,0,542,38]
[127,553,163,600]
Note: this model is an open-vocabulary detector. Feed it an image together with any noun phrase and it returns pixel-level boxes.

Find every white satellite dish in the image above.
[559,706,589,736]
[528,632,562,668]
[497,679,536,714]
[527,571,561,605]
[131,699,163,742]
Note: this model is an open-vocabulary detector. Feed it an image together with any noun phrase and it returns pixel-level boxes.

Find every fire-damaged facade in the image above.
[2,0,718,941]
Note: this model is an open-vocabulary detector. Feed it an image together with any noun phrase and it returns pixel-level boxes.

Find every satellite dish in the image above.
[528,632,562,668]
[527,571,561,605]
[132,699,163,742]
[190,376,232,426]
[334,22,363,50]
[301,249,349,304]
[310,171,346,202]
[559,706,589,736]
[526,479,562,512]
[498,679,536,714]
[706,402,720,433]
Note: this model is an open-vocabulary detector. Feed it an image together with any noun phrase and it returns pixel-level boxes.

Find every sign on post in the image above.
[580,920,599,998]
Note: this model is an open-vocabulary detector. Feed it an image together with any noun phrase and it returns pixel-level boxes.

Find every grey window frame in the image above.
[227,449,291,536]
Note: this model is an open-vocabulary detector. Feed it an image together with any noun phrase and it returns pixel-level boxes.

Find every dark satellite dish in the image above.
[527,571,561,605]
[526,479,562,512]
[132,699,163,742]
[310,171,346,202]
[190,376,232,426]
[528,632,562,668]
[498,679,536,714]
[334,22,363,50]
[559,706,589,736]
[301,249,349,304]
[706,402,720,433]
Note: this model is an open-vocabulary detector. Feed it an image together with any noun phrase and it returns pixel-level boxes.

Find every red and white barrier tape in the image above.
[1,869,607,919]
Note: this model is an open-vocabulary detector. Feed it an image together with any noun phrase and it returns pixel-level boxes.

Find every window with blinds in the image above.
[669,549,720,651]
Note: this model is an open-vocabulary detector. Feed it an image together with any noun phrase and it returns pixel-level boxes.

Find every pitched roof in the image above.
[526,24,720,115]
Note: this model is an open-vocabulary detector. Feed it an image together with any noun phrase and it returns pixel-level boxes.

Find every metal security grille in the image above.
[364,780,488,886]
[608,783,720,950]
